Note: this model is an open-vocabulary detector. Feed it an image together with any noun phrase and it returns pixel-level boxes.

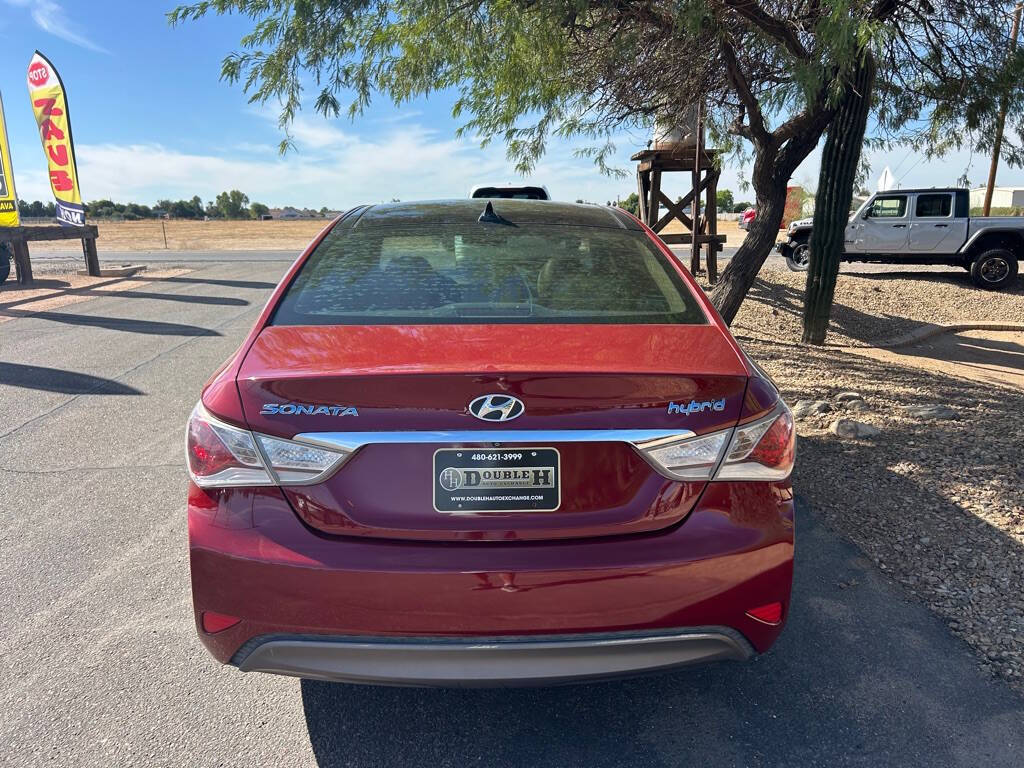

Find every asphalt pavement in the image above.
[27,246,744,266]
[1,261,1021,767]
[26,244,968,277]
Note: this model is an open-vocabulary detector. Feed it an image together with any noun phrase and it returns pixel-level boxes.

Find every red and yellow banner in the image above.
[27,50,85,227]
[0,91,19,228]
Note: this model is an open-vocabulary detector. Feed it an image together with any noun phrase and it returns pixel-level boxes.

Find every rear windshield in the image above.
[271,222,707,325]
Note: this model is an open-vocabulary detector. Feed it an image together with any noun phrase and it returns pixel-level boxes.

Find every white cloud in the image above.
[285,115,359,149]
[21,122,635,208]
[3,0,108,53]
[15,107,1021,209]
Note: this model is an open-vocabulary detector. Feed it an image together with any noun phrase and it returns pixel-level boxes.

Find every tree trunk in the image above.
[709,185,786,323]
[709,146,805,324]
[802,53,876,344]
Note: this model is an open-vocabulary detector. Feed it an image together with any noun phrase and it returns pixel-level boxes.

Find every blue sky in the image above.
[0,0,1019,209]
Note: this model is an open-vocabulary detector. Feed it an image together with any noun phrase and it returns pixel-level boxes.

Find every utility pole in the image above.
[983,2,1023,216]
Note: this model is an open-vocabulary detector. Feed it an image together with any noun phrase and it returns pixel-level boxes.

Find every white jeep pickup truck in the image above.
[776,187,1022,289]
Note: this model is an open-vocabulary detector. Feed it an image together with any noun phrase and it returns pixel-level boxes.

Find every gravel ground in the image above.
[728,265,1024,346]
[729,268,1024,691]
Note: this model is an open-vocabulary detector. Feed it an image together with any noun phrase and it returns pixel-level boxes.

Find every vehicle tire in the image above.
[0,245,11,285]
[970,248,1018,290]
[785,237,811,271]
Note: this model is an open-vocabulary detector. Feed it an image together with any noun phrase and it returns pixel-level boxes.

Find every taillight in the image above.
[636,431,730,481]
[255,434,348,484]
[638,402,795,482]
[186,403,349,488]
[186,405,273,487]
[716,404,795,481]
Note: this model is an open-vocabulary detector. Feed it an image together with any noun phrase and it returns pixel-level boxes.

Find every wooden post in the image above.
[637,170,649,224]
[690,104,703,275]
[631,140,726,267]
[13,239,32,284]
[648,170,662,228]
[83,236,100,276]
[690,167,701,274]
[706,167,719,283]
[0,224,100,285]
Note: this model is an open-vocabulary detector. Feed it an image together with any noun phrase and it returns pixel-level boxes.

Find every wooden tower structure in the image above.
[631,119,725,282]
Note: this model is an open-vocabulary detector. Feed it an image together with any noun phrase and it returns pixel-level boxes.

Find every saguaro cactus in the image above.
[802,53,877,345]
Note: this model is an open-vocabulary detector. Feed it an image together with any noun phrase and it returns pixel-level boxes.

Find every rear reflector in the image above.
[746,602,784,625]
[201,611,241,634]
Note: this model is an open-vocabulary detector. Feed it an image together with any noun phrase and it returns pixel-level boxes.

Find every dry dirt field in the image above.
[28,220,333,252]
[26,216,748,252]
[660,217,747,247]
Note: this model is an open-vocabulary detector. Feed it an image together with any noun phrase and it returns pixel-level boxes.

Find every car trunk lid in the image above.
[236,324,748,540]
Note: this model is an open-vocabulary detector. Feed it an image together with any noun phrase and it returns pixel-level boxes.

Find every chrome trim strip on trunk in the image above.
[291,428,697,453]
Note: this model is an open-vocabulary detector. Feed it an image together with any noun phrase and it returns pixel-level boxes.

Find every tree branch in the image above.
[720,36,771,146]
[721,0,810,59]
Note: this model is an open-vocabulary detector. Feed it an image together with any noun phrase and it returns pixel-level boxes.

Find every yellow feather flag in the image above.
[27,51,85,227]
[0,91,19,228]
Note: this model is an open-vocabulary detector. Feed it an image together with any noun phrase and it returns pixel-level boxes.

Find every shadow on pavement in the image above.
[81,289,249,307]
[0,361,143,395]
[0,308,221,336]
[0,278,72,293]
[299,507,1024,768]
[0,288,249,312]
[143,275,278,291]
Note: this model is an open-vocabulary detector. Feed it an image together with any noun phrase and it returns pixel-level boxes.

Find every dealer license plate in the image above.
[433,448,561,513]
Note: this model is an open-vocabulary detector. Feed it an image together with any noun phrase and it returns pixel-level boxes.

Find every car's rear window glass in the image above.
[271,222,707,325]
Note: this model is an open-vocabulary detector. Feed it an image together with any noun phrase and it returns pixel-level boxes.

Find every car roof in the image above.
[873,187,964,195]
[469,183,551,199]
[341,199,642,231]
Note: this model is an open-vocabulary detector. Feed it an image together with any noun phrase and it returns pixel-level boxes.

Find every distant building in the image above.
[970,187,1024,210]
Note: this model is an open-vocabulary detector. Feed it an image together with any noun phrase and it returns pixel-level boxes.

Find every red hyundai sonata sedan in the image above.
[186,199,795,686]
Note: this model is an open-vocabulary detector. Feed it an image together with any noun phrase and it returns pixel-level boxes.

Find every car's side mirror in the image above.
[861,210,871,220]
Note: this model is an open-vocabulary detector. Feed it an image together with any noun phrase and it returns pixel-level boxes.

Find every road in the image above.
[28,245,746,265]
[26,245,971,277]
[27,248,303,264]
[1,261,1022,767]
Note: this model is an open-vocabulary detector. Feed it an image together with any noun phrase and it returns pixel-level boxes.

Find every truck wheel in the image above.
[970,249,1018,289]
[785,238,811,271]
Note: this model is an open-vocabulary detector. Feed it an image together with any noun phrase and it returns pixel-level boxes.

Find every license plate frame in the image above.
[433,447,561,514]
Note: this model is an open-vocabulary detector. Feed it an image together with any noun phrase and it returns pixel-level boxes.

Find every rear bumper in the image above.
[189,480,795,681]
[232,627,754,687]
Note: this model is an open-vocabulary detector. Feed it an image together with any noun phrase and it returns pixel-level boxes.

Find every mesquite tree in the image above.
[803,53,876,345]
[170,1,1024,324]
